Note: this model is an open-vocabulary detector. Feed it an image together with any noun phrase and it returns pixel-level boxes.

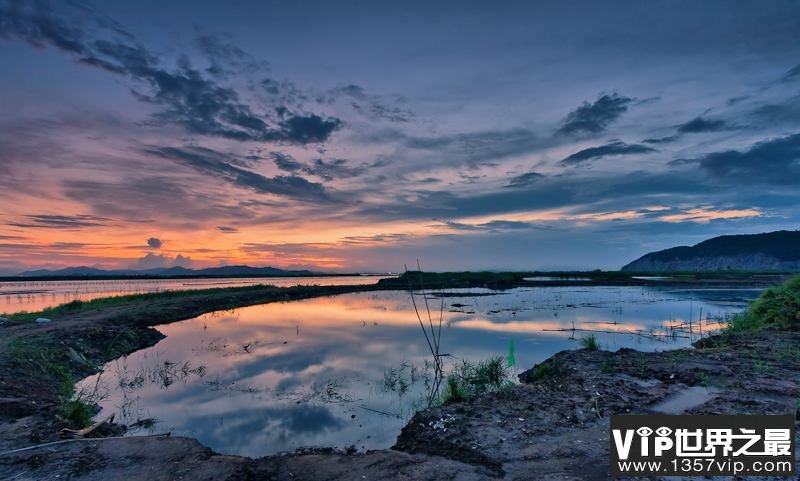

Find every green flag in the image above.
[507,339,516,368]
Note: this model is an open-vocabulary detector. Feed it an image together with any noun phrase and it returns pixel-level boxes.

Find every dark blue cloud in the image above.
[276,113,341,144]
[642,135,679,144]
[673,133,800,184]
[330,84,413,122]
[561,141,656,165]
[305,158,366,181]
[0,0,340,144]
[749,94,800,127]
[271,152,365,181]
[436,219,533,232]
[505,172,545,188]
[271,151,304,172]
[556,94,633,136]
[196,33,266,78]
[677,116,730,133]
[145,146,330,201]
[783,63,800,81]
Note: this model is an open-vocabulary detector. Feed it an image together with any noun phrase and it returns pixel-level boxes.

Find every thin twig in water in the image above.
[359,405,400,418]
[405,261,445,405]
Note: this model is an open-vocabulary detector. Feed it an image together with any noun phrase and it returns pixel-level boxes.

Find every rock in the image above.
[35,317,52,324]
[0,316,7,324]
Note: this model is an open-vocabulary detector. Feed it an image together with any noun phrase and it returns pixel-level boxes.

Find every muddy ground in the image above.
[1,282,798,480]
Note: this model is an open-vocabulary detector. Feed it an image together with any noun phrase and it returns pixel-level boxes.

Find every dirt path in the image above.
[1,283,798,480]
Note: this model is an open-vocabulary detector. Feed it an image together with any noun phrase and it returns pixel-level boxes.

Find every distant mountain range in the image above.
[622,230,800,272]
[15,265,320,278]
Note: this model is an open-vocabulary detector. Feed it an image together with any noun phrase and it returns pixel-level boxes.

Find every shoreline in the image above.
[1,277,797,479]
[2,271,790,320]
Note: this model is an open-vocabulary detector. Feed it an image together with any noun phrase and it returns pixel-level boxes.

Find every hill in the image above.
[621,230,800,272]
[16,265,319,278]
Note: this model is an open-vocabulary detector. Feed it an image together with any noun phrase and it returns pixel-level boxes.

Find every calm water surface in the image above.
[0,275,385,314]
[77,285,761,457]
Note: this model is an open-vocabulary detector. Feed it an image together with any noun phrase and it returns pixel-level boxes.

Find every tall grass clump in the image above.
[406,261,519,405]
[579,334,600,351]
[60,396,96,427]
[727,274,800,332]
[441,356,512,403]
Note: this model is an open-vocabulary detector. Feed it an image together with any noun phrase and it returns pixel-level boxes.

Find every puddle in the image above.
[649,386,720,414]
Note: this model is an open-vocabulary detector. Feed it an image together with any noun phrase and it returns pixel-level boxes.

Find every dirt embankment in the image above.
[1,283,799,480]
[396,331,800,479]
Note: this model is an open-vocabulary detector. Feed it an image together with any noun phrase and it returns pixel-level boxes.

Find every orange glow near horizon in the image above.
[0,202,767,271]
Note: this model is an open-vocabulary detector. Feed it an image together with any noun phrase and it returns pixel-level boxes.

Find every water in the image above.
[649,386,720,414]
[77,285,761,457]
[0,276,386,314]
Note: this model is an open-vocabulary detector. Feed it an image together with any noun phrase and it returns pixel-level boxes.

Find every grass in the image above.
[384,270,530,290]
[379,269,652,290]
[753,358,775,375]
[8,334,101,427]
[579,334,600,351]
[697,372,720,389]
[60,397,96,426]
[726,274,800,332]
[635,355,649,377]
[383,361,427,398]
[525,359,559,382]
[441,356,513,403]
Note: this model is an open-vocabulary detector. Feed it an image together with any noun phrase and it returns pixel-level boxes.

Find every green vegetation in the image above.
[383,362,427,397]
[441,356,513,403]
[635,354,649,377]
[525,359,559,382]
[380,269,784,292]
[579,334,600,351]
[666,349,689,368]
[379,269,642,291]
[726,274,800,332]
[382,271,530,290]
[61,397,96,426]
[9,334,99,427]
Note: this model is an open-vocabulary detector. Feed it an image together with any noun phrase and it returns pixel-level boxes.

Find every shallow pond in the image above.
[77,285,760,457]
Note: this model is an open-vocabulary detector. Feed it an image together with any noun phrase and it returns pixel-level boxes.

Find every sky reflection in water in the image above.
[78,285,760,457]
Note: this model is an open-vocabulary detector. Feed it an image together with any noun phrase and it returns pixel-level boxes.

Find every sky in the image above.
[1,0,799,274]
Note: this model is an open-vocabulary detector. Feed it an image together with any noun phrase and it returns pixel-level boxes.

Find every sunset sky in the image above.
[1,0,799,274]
